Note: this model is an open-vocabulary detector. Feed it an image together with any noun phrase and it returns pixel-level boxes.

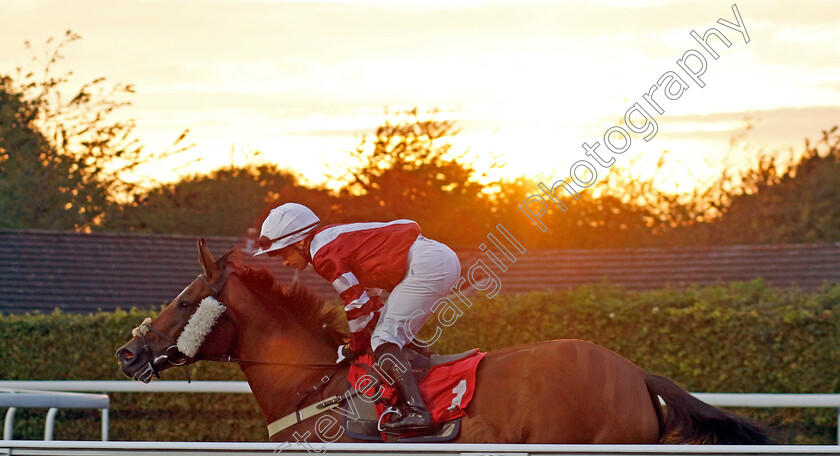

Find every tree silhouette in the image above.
[330,108,501,244]
[107,164,305,236]
[0,31,190,230]
[705,126,840,244]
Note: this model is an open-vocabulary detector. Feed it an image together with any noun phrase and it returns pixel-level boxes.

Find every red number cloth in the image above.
[348,350,486,440]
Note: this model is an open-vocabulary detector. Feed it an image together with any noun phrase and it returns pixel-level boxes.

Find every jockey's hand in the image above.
[336,344,360,364]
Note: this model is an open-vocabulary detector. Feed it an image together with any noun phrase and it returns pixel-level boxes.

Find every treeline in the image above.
[68,121,840,250]
[3,34,840,249]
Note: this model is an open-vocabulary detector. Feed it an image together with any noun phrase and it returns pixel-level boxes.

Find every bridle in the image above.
[130,264,374,434]
[132,267,340,385]
[131,269,232,383]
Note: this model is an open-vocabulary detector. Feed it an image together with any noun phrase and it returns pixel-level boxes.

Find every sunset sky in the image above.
[2,0,839,193]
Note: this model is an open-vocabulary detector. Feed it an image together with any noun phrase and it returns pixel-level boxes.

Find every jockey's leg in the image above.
[369,236,460,434]
[375,342,432,433]
[370,235,460,352]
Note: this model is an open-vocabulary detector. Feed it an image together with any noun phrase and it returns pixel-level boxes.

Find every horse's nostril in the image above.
[117,347,135,361]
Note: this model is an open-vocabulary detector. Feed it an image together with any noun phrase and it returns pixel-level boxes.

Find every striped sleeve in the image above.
[326,267,377,352]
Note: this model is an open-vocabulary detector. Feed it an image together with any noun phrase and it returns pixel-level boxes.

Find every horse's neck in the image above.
[233,311,341,423]
[241,362,349,426]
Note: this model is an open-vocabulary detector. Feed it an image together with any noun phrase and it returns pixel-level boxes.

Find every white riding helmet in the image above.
[254,203,320,256]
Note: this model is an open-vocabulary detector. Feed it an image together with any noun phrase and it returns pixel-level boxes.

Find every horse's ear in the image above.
[197,238,220,279]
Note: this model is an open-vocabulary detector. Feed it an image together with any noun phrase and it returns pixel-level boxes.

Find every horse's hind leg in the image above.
[557,341,661,444]
[545,341,661,443]
[457,340,662,444]
[591,366,662,443]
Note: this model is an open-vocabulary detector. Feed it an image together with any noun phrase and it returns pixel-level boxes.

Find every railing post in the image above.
[101,407,109,441]
[837,406,840,445]
[3,407,16,440]
[44,407,58,440]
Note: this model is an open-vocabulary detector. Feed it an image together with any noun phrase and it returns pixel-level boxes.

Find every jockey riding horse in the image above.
[254,203,461,435]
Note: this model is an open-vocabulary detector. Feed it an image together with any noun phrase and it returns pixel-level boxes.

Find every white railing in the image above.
[0,388,109,441]
[1,441,840,456]
[0,380,251,394]
[0,381,838,444]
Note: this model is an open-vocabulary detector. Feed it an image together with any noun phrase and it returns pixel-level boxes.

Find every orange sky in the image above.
[2,0,839,194]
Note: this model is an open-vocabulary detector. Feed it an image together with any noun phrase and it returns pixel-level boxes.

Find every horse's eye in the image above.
[178,300,191,310]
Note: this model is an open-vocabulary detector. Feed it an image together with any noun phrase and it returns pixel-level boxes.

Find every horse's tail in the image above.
[644,373,771,444]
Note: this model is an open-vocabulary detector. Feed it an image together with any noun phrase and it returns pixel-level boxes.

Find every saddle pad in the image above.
[348,349,485,438]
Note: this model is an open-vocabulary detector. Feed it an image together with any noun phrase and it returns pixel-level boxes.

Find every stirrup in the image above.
[377,406,402,432]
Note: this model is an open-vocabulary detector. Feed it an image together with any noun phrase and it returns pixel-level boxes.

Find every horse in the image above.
[115,239,769,444]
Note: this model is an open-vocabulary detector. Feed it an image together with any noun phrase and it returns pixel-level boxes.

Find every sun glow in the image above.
[2,0,839,198]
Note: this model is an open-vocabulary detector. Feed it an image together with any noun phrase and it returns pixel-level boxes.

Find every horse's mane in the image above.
[217,250,346,348]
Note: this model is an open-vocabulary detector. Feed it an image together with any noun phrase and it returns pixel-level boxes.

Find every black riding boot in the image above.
[374,342,432,434]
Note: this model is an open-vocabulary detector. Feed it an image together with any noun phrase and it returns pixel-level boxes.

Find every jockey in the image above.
[254,203,461,434]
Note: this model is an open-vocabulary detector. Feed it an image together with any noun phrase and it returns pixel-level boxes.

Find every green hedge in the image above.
[1,280,838,443]
[0,308,264,441]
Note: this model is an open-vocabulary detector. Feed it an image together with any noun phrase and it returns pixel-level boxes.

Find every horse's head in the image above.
[116,238,237,382]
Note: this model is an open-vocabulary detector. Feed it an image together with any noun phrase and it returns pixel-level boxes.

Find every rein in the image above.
[133,319,190,383]
[132,265,351,434]
[133,267,339,382]
[194,268,337,369]
[195,354,338,369]
[133,269,232,383]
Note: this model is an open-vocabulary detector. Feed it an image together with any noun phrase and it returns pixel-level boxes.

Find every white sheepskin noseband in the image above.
[176,296,227,358]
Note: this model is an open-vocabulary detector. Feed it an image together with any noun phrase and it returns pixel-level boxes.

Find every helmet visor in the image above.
[256,221,319,254]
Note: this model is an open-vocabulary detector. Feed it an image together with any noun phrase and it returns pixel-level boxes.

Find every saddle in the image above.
[343,348,480,442]
[405,347,480,381]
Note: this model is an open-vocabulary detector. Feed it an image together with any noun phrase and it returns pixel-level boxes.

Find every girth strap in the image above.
[267,390,363,438]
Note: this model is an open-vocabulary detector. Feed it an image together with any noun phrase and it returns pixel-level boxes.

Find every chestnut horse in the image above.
[116,240,769,444]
